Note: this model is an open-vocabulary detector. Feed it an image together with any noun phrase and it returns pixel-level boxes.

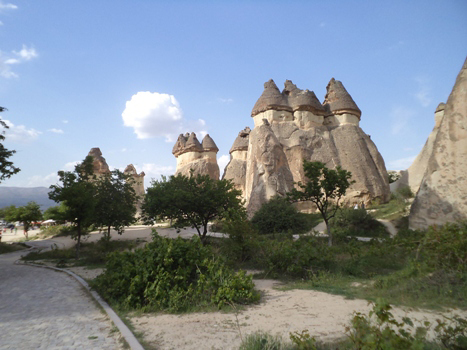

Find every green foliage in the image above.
[92,232,260,312]
[251,196,311,235]
[347,299,467,350]
[289,330,317,350]
[239,332,292,350]
[22,239,138,267]
[43,203,69,222]
[0,108,20,183]
[94,170,137,240]
[287,160,354,246]
[143,173,243,243]
[419,221,467,274]
[0,242,27,254]
[395,185,414,199]
[4,201,43,235]
[48,156,97,258]
[347,299,428,349]
[331,208,389,238]
[388,171,401,184]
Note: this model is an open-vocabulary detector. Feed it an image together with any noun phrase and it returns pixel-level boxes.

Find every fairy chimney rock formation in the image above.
[87,147,110,176]
[173,132,220,180]
[410,57,467,230]
[391,102,447,194]
[124,164,145,199]
[224,79,390,216]
[221,127,250,194]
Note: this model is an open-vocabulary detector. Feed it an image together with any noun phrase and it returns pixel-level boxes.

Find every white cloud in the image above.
[387,155,417,170]
[0,2,17,11]
[62,120,69,124]
[218,98,233,104]
[27,172,59,187]
[0,21,3,26]
[217,154,230,172]
[64,161,80,171]
[414,77,431,107]
[0,45,38,78]
[3,119,41,142]
[121,148,127,152]
[122,91,207,142]
[390,106,415,135]
[48,128,64,134]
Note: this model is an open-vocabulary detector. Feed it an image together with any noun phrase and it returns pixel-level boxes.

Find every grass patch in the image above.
[21,239,139,267]
[369,197,410,221]
[0,242,28,254]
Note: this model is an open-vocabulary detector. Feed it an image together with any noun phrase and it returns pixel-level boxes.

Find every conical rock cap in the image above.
[251,79,292,117]
[323,78,361,118]
[201,134,219,153]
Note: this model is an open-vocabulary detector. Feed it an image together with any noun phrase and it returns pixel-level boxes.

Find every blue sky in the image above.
[1,0,466,189]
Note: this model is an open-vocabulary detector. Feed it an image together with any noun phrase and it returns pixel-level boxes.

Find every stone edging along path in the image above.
[15,259,144,350]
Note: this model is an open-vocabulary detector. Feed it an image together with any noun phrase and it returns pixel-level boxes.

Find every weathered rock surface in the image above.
[224,79,390,215]
[124,164,145,211]
[391,103,446,194]
[410,57,467,230]
[222,127,250,194]
[87,147,110,175]
[173,133,220,180]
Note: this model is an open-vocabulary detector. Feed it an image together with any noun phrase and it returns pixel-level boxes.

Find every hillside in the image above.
[0,187,56,210]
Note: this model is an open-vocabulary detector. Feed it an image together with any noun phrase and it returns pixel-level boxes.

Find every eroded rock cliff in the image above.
[409,57,467,229]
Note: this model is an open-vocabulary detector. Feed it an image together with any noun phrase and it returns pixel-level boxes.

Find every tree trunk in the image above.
[107,225,111,241]
[325,219,332,246]
[76,221,81,259]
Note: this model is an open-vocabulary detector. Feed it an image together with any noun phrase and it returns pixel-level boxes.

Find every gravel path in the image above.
[0,250,122,350]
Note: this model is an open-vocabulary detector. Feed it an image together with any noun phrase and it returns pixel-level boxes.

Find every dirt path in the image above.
[128,280,466,350]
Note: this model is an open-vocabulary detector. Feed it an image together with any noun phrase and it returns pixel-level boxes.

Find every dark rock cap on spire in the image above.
[435,102,446,113]
[172,134,187,156]
[283,80,326,115]
[323,78,361,118]
[251,79,292,117]
[184,132,203,152]
[229,127,250,153]
[201,134,219,153]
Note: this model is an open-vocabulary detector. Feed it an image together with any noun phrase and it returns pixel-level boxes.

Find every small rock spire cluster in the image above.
[172,132,220,180]
[251,78,361,129]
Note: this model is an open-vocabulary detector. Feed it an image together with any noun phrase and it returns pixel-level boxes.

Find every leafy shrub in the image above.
[92,231,260,312]
[239,332,292,350]
[221,216,261,264]
[331,208,389,238]
[347,299,467,350]
[251,196,311,235]
[420,221,467,274]
[395,185,414,199]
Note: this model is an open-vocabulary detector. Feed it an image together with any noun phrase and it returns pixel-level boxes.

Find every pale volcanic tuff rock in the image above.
[223,79,390,216]
[222,127,250,194]
[410,57,467,230]
[173,132,220,180]
[87,147,110,175]
[124,164,145,205]
[391,103,446,194]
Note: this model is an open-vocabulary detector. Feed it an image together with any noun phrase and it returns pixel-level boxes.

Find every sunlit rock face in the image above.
[391,103,446,194]
[410,57,467,230]
[172,132,220,180]
[87,147,110,176]
[223,79,390,216]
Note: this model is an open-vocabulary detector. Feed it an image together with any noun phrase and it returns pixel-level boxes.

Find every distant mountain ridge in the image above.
[0,187,56,210]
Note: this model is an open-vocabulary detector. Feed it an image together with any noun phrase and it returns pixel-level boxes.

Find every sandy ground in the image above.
[7,224,466,350]
[128,280,466,350]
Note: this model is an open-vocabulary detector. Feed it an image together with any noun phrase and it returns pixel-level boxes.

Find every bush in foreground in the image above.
[251,196,311,235]
[92,231,260,312]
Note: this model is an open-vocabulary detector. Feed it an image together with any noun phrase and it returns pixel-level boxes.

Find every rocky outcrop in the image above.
[87,148,110,176]
[409,57,467,230]
[221,127,250,194]
[391,103,446,194]
[124,164,145,201]
[173,132,220,180]
[224,79,390,216]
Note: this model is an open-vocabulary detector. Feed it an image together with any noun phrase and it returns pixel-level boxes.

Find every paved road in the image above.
[0,250,122,350]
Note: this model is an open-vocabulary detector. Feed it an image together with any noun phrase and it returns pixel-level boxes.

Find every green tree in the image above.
[142,173,243,244]
[5,202,42,239]
[94,170,138,241]
[251,196,310,235]
[0,107,20,183]
[287,160,353,246]
[43,203,69,222]
[48,156,97,258]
